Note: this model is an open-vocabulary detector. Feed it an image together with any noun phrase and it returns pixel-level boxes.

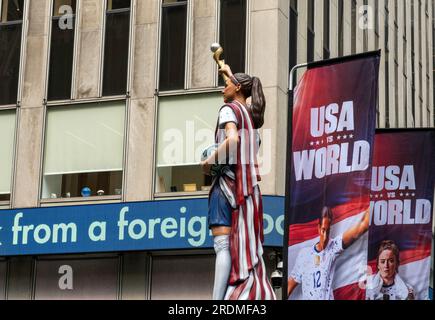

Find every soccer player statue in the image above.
[200,44,275,300]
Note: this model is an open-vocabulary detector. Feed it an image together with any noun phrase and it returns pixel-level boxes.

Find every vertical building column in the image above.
[190,0,216,89]
[397,0,406,127]
[250,0,289,195]
[74,0,104,99]
[387,0,396,127]
[414,0,421,127]
[367,0,377,51]
[12,0,51,208]
[428,0,434,127]
[330,0,339,58]
[406,0,414,127]
[377,0,386,128]
[356,0,364,53]
[296,0,307,64]
[343,0,352,55]
[421,0,428,127]
[314,0,324,60]
[124,0,159,202]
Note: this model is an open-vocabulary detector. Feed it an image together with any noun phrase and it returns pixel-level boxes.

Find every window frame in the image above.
[0,106,18,208]
[0,0,27,107]
[157,0,190,93]
[100,0,134,98]
[44,0,80,103]
[39,98,129,205]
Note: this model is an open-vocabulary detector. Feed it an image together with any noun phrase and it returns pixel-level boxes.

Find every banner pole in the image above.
[282,63,307,300]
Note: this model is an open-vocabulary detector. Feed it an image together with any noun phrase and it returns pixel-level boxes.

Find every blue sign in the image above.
[0,196,284,256]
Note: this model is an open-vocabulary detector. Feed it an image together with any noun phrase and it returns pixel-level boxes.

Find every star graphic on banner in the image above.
[343,135,348,139]
[321,140,324,144]
[370,194,373,198]
[310,141,314,146]
[349,134,354,138]
[380,194,383,198]
[406,193,410,196]
[400,193,404,197]
[375,194,379,198]
[337,135,341,140]
[412,193,415,197]
[316,141,320,145]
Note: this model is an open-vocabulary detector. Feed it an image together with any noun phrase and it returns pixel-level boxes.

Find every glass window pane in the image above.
[151,255,214,300]
[0,260,6,300]
[1,0,24,22]
[219,0,246,86]
[53,0,76,16]
[156,93,222,193]
[0,110,15,201]
[42,102,125,199]
[107,0,131,11]
[159,3,187,91]
[102,10,130,96]
[47,16,75,101]
[0,23,22,105]
[34,257,119,300]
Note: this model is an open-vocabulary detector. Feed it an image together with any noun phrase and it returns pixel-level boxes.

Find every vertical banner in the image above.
[286,52,380,300]
[367,130,435,300]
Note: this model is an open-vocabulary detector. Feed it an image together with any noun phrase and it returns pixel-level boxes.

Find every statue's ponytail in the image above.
[250,77,266,129]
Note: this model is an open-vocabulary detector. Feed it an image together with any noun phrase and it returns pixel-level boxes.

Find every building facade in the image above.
[0,0,433,299]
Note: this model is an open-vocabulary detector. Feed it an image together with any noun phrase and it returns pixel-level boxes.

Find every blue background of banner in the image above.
[0,196,284,256]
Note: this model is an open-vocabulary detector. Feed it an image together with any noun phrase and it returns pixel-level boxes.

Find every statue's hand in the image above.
[200,160,212,176]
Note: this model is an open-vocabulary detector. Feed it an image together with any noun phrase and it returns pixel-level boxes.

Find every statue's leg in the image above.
[212,234,231,300]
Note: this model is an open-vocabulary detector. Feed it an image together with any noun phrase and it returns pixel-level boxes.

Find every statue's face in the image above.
[378,249,397,281]
[222,79,240,103]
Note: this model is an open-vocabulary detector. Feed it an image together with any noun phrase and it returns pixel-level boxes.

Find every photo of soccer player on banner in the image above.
[285,52,380,300]
[366,130,435,300]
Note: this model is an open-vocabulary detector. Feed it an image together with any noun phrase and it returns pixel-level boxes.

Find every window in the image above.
[42,102,125,199]
[34,257,120,300]
[338,0,344,56]
[47,0,77,101]
[159,0,187,91]
[219,0,247,86]
[102,0,131,96]
[351,0,356,54]
[155,93,222,194]
[0,0,24,105]
[0,109,16,202]
[323,0,330,59]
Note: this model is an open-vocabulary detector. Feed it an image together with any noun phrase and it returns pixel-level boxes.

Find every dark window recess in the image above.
[60,171,123,198]
[0,23,22,105]
[351,0,356,54]
[323,0,330,59]
[307,0,314,62]
[108,0,131,10]
[53,0,76,16]
[102,7,131,96]
[1,0,24,22]
[159,2,187,91]
[47,16,75,101]
[219,0,246,86]
[338,0,344,56]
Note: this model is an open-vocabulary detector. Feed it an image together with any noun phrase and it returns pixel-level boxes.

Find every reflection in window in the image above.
[0,0,24,105]
[0,110,16,202]
[47,0,76,101]
[102,0,131,96]
[42,102,125,199]
[156,93,223,194]
[159,0,187,91]
[219,0,246,86]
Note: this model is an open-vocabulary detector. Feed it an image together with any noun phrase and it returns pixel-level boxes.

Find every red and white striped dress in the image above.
[215,101,276,300]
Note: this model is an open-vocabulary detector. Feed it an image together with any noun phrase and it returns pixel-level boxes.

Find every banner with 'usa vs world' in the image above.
[286,52,380,300]
[366,130,435,300]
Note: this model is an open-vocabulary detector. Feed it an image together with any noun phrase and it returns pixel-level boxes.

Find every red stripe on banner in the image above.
[333,282,365,300]
[288,197,369,246]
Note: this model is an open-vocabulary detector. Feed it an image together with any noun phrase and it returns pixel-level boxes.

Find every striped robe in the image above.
[215,101,276,300]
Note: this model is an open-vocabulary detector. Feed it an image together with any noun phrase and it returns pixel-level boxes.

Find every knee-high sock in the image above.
[213,235,231,300]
